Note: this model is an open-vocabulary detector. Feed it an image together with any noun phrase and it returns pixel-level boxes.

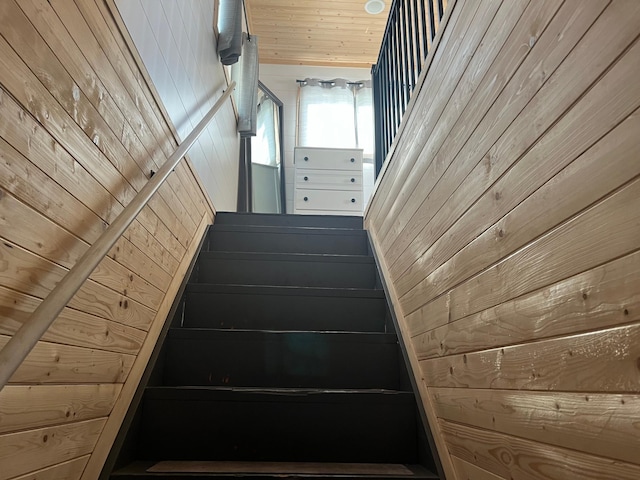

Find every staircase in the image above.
[108,213,440,479]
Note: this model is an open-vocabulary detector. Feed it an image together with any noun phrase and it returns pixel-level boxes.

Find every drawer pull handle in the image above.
[351,198,356,203]
[304,156,309,161]
[350,158,355,163]
[304,176,309,181]
[350,178,355,182]
[304,196,309,202]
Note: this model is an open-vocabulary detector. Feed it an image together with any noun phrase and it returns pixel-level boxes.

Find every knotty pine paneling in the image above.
[244,0,390,67]
[0,286,146,354]
[440,419,640,480]
[365,0,640,478]
[450,457,503,480]
[0,0,220,477]
[393,8,640,297]
[0,385,120,435]
[0,419,105,480]
[433,388,640,465]
[10,456,89,480]
[246,0,448,68]
[413,249,640,360]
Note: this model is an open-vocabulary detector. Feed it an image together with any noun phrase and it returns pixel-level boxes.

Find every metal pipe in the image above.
[0,82,236,391]
[400,0,411,110]
[420,0,429,61]
[428,0,437,41]
[412,0,422,74]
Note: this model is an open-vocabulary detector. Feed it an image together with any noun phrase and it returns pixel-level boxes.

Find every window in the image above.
[297,79,374,156]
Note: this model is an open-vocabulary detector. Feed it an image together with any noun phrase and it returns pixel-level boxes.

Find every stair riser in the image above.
[184,292,387,332]
[139,397,418,463]
[215,212,363,229]
[164,333,401,389]
[208,231,368,255]
[197,257,376,288]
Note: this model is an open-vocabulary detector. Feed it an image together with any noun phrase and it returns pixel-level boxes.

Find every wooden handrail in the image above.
[0,82,236,391]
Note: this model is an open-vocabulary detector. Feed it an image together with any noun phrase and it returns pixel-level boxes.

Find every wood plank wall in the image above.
[365,0,640,478]
[0,0,218,478]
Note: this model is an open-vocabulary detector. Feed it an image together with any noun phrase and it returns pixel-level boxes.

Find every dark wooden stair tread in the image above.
[206,225,368,255]
[214,212,364,229]
[163,330,402,389]
[195,251,377,289]
[198,251,374,262]
[183,284,387,332]
[167,328,397,341]
[113,461,438,478]
[150,460,414,475]
[144,385,414,398]
[209,224,368,235]
[186,283,385,297]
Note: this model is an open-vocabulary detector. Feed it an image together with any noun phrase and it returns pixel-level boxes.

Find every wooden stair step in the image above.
[138,387,418,464]
[184,284,388,332]
[163,329,401,389]
[206,224,369,255]
[112,460,439,478]
[149,460,415,475]
[214,212,364,229]
[196,251,377,289]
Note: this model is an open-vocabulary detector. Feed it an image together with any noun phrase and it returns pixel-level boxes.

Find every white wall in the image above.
[115,0,240,211]
[259,64,375,214]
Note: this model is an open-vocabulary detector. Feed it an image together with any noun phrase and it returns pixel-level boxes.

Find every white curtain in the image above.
[297,78,373,154]
[355,86,374,156]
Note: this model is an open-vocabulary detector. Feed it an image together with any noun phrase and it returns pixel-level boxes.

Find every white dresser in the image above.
[293,147,364,216]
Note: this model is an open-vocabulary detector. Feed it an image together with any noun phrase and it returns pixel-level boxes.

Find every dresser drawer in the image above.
[296,169,362,190]
[295,189,363,212]
[295,147,363,171]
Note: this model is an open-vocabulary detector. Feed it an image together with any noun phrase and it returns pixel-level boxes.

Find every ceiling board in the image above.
[245,0,389,67]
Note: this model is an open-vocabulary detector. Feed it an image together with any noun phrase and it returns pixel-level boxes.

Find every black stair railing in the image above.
[372,0,446,175]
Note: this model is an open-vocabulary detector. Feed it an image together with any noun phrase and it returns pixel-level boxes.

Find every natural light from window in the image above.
[304,103,356,149]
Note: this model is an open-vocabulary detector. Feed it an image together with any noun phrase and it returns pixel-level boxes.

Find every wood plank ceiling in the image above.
[244,0,390,67]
